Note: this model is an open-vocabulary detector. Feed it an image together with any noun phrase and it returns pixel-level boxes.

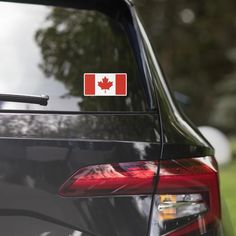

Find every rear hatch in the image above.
[0,1,162,235]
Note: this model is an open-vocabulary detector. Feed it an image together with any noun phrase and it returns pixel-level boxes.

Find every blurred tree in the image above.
[135,0,236,133]
[210,76,236,132]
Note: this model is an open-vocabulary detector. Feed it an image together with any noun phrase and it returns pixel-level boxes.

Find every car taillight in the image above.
[59,161,157,197]
[151,156,221,235]
[59,156,221,235]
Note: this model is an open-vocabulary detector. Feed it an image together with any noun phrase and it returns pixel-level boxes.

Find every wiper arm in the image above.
[0,93,49,106]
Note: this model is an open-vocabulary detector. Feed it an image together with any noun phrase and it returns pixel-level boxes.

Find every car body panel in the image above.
[0,113,161,235]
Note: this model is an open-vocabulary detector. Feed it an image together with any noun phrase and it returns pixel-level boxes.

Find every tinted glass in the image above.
[0,2,147,111]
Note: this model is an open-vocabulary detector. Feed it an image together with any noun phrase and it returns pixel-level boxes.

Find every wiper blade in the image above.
[0,93,49,106]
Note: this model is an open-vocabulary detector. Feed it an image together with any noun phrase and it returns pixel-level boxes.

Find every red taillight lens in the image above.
[59,161,157,197]
[59,156,221,235]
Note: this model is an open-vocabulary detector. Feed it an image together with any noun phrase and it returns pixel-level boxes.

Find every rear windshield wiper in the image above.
[0,93,49,106]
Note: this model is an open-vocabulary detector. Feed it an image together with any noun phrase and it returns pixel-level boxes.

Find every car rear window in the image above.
[0,2,148,111]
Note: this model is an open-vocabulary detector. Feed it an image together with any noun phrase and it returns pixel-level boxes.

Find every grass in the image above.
[220,157,236,232]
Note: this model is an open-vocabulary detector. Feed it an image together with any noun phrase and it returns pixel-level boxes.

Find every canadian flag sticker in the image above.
[84,73,127,96]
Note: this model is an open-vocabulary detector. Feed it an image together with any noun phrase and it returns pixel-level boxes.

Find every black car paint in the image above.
[0,112,161,236]
[0,0,232,235]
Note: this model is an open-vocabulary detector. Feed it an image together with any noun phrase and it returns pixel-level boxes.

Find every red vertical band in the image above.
[84,74,95,95]
[115,74,127,95]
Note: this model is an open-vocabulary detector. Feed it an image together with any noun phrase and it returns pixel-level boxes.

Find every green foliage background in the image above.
[135,0,236,135]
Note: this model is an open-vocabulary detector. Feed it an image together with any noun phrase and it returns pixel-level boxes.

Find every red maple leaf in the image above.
[98,76,113,93]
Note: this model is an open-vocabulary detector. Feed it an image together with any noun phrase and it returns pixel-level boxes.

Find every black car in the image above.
[0,0,233,235]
